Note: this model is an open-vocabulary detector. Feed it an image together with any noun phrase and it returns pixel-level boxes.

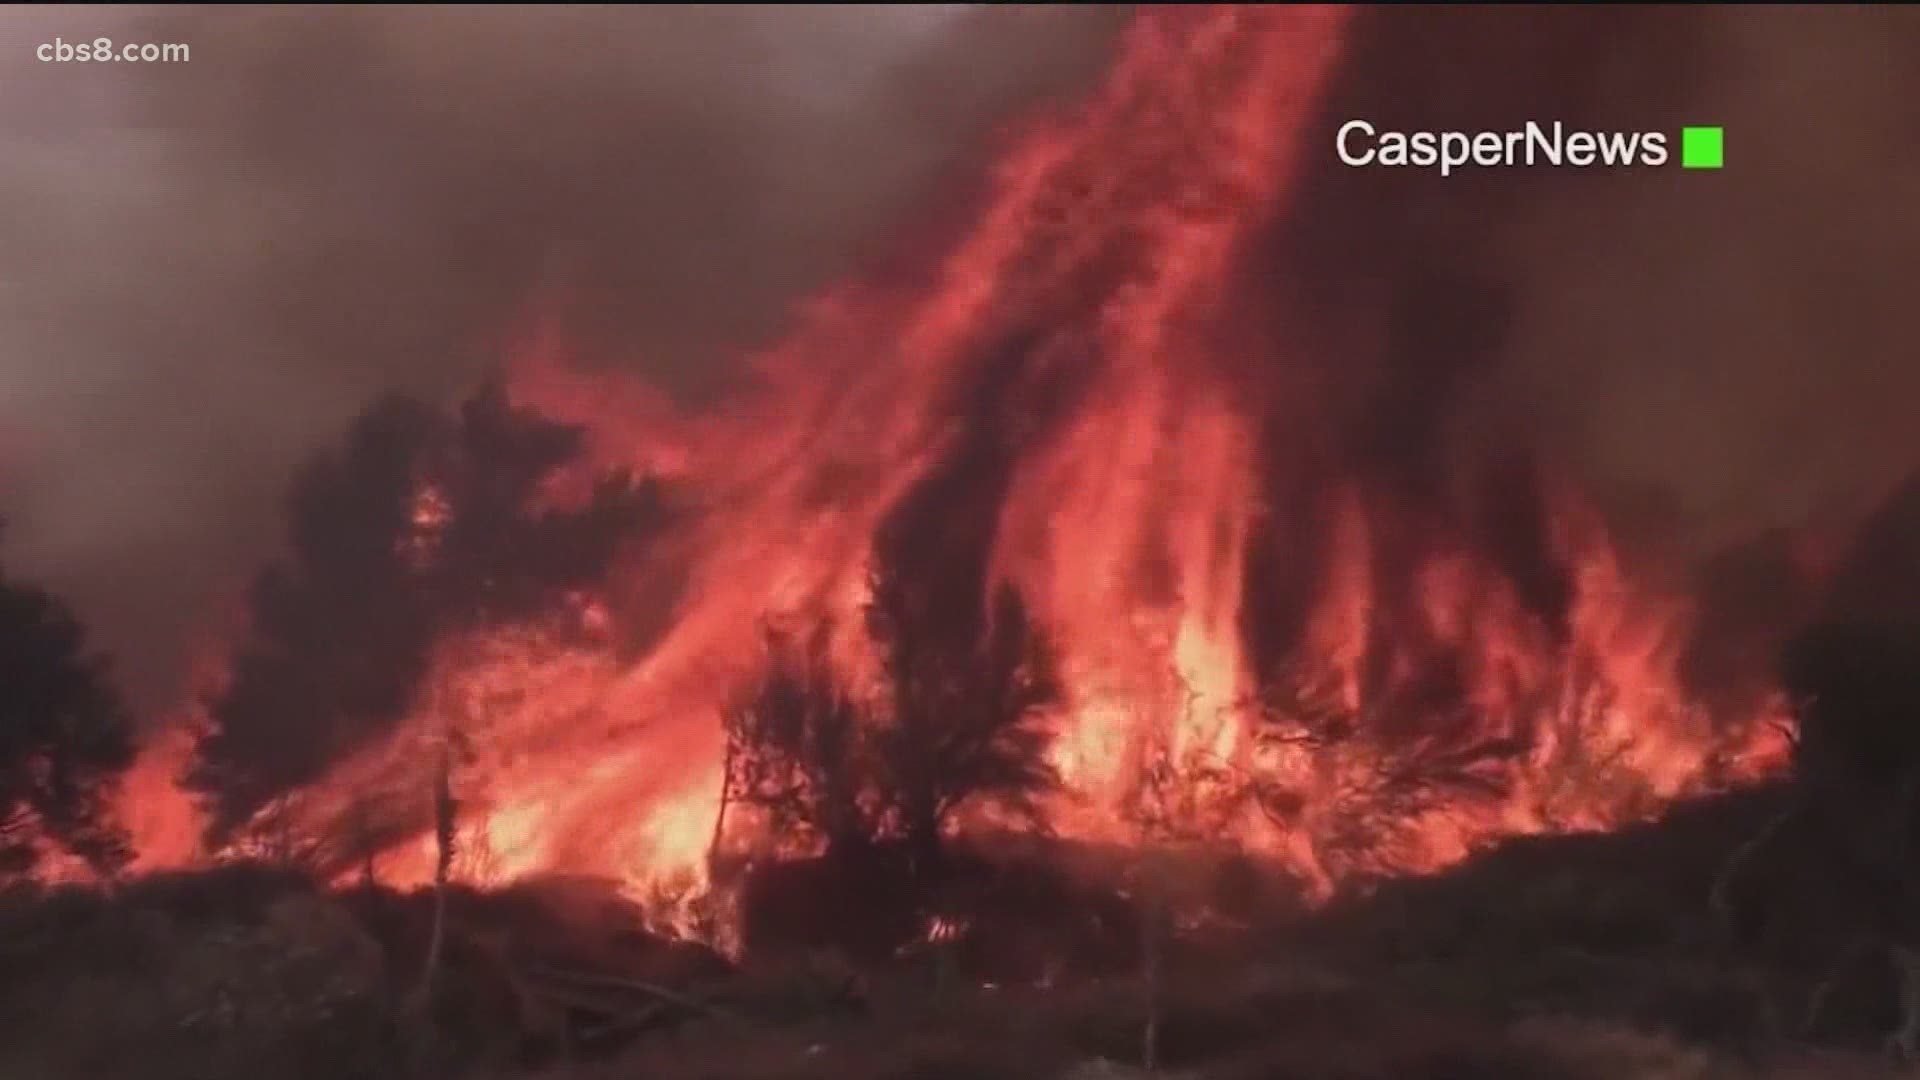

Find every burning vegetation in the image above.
[0,523,135,876]
[165,2,1797,907]
[20,0,1809,949]
[3,5,1919,1078]
[128,7,1793,912]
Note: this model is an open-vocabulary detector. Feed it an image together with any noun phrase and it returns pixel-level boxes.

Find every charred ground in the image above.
[0,785,1909,1080]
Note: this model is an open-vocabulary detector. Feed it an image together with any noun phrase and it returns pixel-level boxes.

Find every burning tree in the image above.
[326,787,421,887]
[866,570,1062,873]
[0,527,135,875]
[720,570,1062,874]
[188,382,664,847]
[721,624,882,859]
[1242,666,1530,888]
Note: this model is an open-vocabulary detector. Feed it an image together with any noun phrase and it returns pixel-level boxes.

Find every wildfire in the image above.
[114,5,1789,927]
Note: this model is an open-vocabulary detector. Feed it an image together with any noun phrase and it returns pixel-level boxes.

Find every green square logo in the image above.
[1682,126,1723,169]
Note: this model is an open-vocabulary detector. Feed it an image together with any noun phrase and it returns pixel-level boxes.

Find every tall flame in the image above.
[118,7,1788,924]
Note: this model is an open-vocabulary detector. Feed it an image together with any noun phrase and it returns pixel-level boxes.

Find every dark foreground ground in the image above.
[0,785,1907,1079]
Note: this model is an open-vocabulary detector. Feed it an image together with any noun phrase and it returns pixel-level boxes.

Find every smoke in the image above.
[1497,7,1920,547]
[1820,476,1920,627]
[1282,6,1920,554]
[0,5,1126,710]
[6,6,1918,716]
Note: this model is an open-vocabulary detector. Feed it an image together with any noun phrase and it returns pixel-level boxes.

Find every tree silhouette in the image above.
[1777,475,1920,874]
[189,382,665,843]
[0,527,135,875]
[723,571,1062,873]
[722,625,881,858]
[1784,621,1920,805]
[866,567,1062,872]
[1713,477,1920,1055]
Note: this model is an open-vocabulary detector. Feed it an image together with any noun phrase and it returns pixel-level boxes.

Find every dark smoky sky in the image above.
[3,5,1918,715]
[0,4,1127,711]
[1286,6,1920,558]
[1493,6,1920,547]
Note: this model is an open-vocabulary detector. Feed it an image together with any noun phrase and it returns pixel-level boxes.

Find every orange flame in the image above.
[110,7,1790,930]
